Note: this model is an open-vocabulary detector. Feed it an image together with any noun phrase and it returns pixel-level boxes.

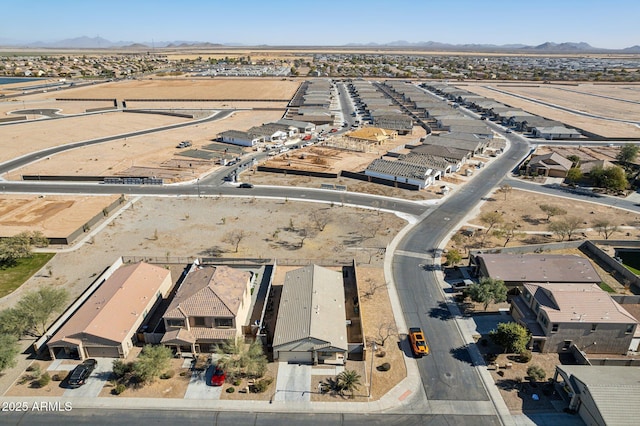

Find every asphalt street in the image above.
[392,133,532,402]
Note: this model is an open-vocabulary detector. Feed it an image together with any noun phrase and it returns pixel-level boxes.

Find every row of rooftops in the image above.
[425,82,581,138]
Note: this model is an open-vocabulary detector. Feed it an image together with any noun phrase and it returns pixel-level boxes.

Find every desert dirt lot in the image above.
[4,109,283,182]
[461,83,640,138]
[0,194,121,240]
[56,78,300,100]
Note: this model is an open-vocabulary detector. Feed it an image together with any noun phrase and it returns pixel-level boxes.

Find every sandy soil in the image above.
[56,78,300,100]
[0,112,188,163]
[461,83,640,138]
[3,109,283,182]
[0,194,121,239]
[98,358,191,398]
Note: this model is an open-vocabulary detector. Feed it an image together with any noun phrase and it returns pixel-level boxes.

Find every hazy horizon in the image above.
[2,0,638,49]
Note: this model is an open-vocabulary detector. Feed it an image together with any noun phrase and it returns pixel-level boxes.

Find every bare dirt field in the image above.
[4,109,283,182]
[58,78,300,100]
[461,83,640,138]
[0,194,121,239]
[447,188,640,292]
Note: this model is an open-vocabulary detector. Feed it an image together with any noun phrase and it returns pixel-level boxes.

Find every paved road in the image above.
[2,408,501,426]
[0,181,429,217]
[392,133,532,404]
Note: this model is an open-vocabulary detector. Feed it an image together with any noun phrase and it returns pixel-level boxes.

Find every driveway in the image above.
[184,363,223,400]
[62,358,112,398]
[273,363,312,402]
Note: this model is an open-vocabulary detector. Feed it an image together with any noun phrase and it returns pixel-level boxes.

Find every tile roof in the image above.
[529,152,573,171]
[477,254,601,284]
[49,262,171,346]
[525,283,638,324]
[163,266,250,320]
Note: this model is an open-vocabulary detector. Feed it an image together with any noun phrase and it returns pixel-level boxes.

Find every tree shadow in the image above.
[449,344,474,365]
[428,302,452,321]
[199,246,223,257]
[521,215,544,226]
[339,231,366,246]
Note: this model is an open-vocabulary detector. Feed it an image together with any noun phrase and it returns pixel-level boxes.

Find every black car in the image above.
[67,359,97,388]
[238,183,254,188]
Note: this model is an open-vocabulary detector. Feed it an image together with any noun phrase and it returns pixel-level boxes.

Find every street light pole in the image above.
[368,341,377,398]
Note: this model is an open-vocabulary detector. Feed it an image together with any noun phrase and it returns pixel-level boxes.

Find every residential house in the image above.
[511,283,637,353]
[372,114,414,134]
[347,127,397,144]
[472,253,601,289]
[526,152,573,177]
[554,365,640,426]
[272,265,348,365]
[275,119,316,134]
[365,158,437,189]
[218,130,264,147]
[47,262,172,360]
[161,265,253,355]
[533,126,582,140]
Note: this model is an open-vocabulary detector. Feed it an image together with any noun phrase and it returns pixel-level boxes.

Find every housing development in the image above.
[1,40,640,426]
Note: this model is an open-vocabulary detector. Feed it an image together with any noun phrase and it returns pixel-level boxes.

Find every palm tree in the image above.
[216,338,267,380]
[336,369,361,398]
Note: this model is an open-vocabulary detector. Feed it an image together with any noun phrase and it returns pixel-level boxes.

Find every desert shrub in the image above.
[252,378,273,393]
[519,350,532,363]
[112,359,134,379]
[377,362,391,372]
[51,373,62,382]
[527,365,546,382]
[233,379,242,386]
[179,371,188,377]
[26,363,41,374]
[226,387,235,393]
[375,350,386,358]
[112,383,126,395]
[497,370,504,377]
[37,373,51,388]
[160,370,175,380]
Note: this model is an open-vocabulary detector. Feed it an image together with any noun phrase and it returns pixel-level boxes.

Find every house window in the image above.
[551,324,559,333]
[194,317,206,327]
[591,324,598,332]
[215,318,233,328]
[523,290,531,302]
[167,319,184,328]
[626,324,635,334]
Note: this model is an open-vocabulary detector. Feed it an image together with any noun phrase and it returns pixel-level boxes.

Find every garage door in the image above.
[277,351,313,364]
[85,346,120,358]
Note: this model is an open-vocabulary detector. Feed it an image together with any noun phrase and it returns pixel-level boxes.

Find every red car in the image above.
[210,365,226,386]
[330,128,338,133]
[302,134,312,141]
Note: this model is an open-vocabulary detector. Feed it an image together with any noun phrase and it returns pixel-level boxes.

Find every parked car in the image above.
[330,128,338,133]
[408,327,429,357]
[67,359,97,388]
[210,365,226,386]
[238,183,254,188]
[302,134,312,141]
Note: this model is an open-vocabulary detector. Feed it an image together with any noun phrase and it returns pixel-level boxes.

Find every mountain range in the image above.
[2,36,640,53]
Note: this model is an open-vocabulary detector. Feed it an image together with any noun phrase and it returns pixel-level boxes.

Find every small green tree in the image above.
[490,322,530,354]
[539,204,567,221]
[0,308,29,338]
[133,345,172,384]
[590,165,628,191]
[0,334,20,371]
[467,277,508,311]
[479,211,503,244]
[493,222,522,247]
[0,231,49,266]
[566,154,581,166]
[566,167,583,184]
[526,365,546,382]
[16,287,68,336]
[445,249,462,266]
[336,369,361,398]
[216,338,267,380]
[616,143,639,164]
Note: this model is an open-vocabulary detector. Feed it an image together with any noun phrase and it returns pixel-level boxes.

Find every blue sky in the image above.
[1,0,638,48]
